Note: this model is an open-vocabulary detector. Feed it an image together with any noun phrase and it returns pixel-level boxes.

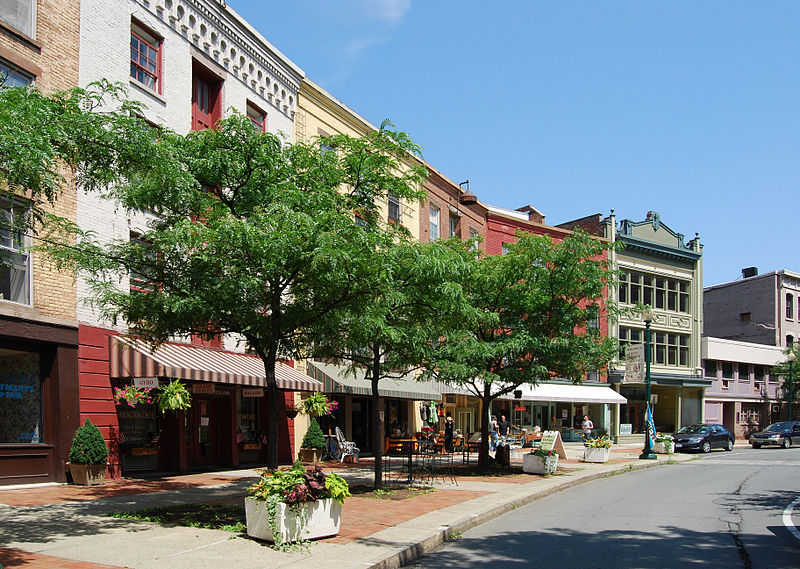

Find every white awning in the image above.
[504,383,627,404]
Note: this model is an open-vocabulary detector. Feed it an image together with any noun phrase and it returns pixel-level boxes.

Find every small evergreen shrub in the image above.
[69,418,109,465]
[301,418,326,450]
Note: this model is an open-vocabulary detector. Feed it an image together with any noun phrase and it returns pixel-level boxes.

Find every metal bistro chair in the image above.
[335,426,360,463]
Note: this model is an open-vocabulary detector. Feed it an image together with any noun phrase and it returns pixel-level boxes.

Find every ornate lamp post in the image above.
[788,352,796,421]
[640,308,657,460]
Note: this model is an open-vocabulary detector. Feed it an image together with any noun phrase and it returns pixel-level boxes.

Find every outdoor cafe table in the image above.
[384,439,455,484]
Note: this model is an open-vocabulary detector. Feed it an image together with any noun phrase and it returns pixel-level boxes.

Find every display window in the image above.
[115,381,160,473]
[0,349,41,444]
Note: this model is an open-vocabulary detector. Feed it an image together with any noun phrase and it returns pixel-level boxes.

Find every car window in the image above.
[765,422,790,432]
[793,424,800,433]
[676,425,709,434]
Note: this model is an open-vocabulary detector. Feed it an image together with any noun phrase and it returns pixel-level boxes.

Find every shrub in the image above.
[69,419,109,465]
[301,418,326,450]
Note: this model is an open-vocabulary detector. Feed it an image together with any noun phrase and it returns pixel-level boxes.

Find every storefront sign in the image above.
[624,345,644,383]
[540,430,567,459]
[192,383,216,394]
[242,388,264,398]
[561,409,568,419]
[620,423,633,435]
[134,377,159,389]
[514,406,526,412]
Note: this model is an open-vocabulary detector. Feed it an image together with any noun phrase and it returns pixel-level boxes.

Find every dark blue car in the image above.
[749,421,800,449]
[674,423,734,453]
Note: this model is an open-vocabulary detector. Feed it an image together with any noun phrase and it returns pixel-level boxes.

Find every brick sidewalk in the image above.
[0,548,125,569]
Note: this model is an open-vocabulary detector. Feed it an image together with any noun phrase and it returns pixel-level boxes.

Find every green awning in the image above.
[307,361,442,401]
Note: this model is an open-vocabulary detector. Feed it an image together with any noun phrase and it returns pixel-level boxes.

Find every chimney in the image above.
[742,267,758,279]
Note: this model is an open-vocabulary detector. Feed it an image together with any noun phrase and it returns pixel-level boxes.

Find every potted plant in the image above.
[583,434,612,463]
[67,419,109,486]
[655,433,675,454]
[522,447,559,475]
[112,384,153,407]
[245,461,351,546]
[298,418,326,462]
[155,379,192,414]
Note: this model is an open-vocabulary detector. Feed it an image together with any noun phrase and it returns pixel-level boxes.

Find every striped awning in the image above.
[110,337,321,392]
[307,361,441,401]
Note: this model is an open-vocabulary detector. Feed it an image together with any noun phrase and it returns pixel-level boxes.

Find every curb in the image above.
[369,457,678,569]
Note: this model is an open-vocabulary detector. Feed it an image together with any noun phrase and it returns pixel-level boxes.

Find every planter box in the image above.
[583,447,610,463]
[298,448,323,463]
[655,442,674,454]
[68,463,107,486]
[522,453,559,475]
[245,497,342,543]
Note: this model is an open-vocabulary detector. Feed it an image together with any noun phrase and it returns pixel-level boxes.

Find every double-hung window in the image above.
[387,193,401,223]
[0,198,31,305]
[0,59,33,87]
[429,205,440,240]
[247,102,266,132]
[131,21,162,93]
[0,0,36,38]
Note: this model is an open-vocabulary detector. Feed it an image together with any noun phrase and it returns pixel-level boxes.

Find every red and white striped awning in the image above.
[109,337,321,392]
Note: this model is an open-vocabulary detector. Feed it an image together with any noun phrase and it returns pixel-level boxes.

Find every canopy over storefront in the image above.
[502,382,627,404]
[308,361,442,401]
[110,337,322,392]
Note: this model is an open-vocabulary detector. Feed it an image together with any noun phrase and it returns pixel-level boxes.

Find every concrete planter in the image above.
[298,448,323,463]
[583,447,610,463]
[68,463,107,486]
[522,453,559,475]
[655,441,674,454]
[245,497,342,543]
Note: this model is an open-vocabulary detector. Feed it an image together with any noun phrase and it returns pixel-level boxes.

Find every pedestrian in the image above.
[490,415,499,451]
[581,414,594,437]
[444,412,455,453]
[498,414,511,442]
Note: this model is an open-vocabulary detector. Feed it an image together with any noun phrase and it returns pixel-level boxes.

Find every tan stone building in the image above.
[0,0,81,485]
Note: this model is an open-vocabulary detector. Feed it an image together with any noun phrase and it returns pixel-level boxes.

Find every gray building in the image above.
[704,269,800,349]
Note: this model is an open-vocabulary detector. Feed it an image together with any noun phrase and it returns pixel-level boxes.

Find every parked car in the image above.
[749,421,800,449]
[673,423,734,453]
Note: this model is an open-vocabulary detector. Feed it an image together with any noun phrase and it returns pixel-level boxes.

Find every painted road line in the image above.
[783,497,800,541]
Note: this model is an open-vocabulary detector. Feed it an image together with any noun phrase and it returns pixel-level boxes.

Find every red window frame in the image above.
[192,64,222,131]
[247,102,266,132]
[130,22,162,94]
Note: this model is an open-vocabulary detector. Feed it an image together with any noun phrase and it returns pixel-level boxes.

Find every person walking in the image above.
[444,412,455,453]
[581,415,594,437]
[490,415,499,452]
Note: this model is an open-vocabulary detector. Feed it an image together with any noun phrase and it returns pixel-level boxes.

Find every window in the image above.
[754,382,761,392]
[721,362,734,379]
[722,379,729,390]
[192,65,222,131]
[449,215,459,238]
[0,349,41,443]
[754,365,765,383]
[704,360,717,378]
[738,363,750,382]
[0,198,31,305]
[387,193,401,223]
[618,326,689,367]
[618,270,690,314]
[740,312,751,322]
[469,228,479,252]
[130,21,162,93]
[129,232,155,294]
[0,0,36,38]
[429,205,440,240]
[247,102,266,132]
[788,335,794,347]
[787,294,794,319]
[0,59,33,87]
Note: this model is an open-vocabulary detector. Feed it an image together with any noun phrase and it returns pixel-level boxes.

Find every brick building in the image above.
[0,0,82,485]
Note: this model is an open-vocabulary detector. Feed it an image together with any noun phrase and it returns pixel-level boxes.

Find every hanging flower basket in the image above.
[113,385,153,408]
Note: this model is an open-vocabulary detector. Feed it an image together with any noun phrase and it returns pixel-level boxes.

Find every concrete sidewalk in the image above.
[0,443,705,569]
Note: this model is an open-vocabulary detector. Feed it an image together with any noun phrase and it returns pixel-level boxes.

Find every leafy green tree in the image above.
[301,418,326,450]
[314,238,477,487]
[771,344,800,419]
[45,112,426,469]
[421,230,619,471]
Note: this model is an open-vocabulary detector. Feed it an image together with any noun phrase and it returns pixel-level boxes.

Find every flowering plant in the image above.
[113,385,153,407]
[655,433,674,444]
[300,393,338,418]
[421,425,434,434]
[532,447,558,458]
[583,434,612,449]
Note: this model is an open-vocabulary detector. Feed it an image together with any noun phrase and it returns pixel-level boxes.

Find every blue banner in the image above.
[645,403,657,448]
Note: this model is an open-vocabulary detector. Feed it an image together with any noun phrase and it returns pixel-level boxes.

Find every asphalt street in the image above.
[410,447,800,569]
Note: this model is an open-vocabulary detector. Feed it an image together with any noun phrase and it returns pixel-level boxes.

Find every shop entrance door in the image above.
[624,403,646,434]
[189,396,229,467]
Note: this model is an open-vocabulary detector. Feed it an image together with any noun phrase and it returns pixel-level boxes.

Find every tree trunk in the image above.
[479,383,493,473]
[371,348,383,489]
[262,349,280,469]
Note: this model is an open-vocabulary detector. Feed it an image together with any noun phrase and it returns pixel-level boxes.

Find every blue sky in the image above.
[231,1,798,287]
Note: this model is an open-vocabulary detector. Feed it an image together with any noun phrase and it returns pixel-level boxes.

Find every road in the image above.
[410,447,800,569]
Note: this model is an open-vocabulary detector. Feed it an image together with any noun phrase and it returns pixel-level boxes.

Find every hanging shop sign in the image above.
[242,388,264,398]
[133,377,159,389]
[192,383,216,395]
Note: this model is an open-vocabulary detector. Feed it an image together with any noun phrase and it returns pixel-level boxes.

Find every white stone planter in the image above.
[522,453,559,475]
[583,447,610,463]
[655,441,674,454]
[245,497,342,543]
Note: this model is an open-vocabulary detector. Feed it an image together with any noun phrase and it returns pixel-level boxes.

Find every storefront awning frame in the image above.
[500,382,627,404]
[308,361,442,401]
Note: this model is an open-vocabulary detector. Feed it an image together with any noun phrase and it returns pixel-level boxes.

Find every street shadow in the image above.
[403,525,799,569]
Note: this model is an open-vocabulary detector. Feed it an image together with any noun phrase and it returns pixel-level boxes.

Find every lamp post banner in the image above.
[645,404,657,449]
[624,344,644,383]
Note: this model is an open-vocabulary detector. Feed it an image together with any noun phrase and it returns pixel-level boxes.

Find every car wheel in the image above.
[702,441,711,453]
[782,437,792,449]
[726,439,734,451]
[752,443,761,449]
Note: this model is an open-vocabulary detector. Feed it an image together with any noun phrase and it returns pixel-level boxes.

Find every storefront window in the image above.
[237,390,261,446]
[0,349,41,443]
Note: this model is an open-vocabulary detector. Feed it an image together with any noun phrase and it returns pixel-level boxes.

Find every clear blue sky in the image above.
[230,1,798,287]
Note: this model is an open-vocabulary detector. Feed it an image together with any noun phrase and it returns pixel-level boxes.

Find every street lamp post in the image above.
[788,352,796,421]
[640,309,657,460]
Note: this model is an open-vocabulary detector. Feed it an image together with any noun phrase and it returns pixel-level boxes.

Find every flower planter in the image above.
[522,453,559,475]
[245,497,342,543]
[68,463,107,486]
[298,448,323,463]
[655,442,674,454]
[583,447,610,463]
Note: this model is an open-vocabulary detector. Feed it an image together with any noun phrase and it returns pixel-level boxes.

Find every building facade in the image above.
[418,170,486,252]
[75,0,310,477]
[704,269,800,349]
[702,337,784,438]
[1,0,83,485]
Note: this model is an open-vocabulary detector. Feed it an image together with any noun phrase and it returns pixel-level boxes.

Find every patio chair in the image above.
[335,426,360,463]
